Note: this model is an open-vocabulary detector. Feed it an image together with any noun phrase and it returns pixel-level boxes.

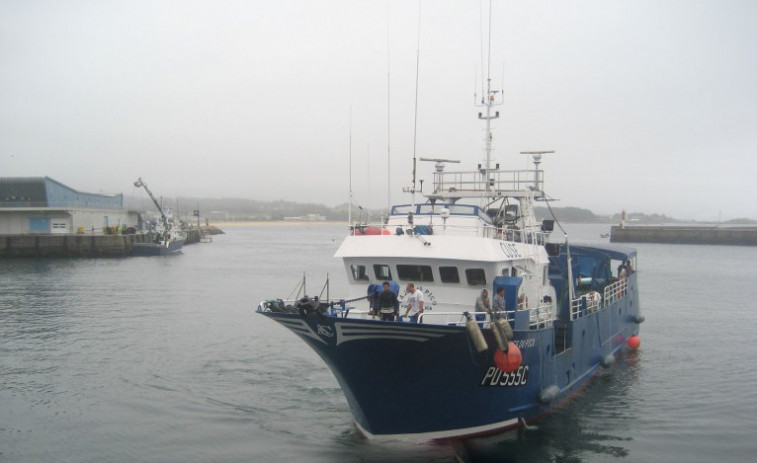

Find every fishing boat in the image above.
[257,23,643,443]
[132,177,184,256]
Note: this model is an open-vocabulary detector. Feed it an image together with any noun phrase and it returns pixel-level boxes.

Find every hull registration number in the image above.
[480,365,529,387]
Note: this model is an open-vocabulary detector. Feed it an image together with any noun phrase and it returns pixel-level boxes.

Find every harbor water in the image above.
[2,223,757,462]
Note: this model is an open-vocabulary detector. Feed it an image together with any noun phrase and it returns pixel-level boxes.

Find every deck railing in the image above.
[570,292,602,320]
[431,169,543,196]
[351,221,548,245]
[528,303,555,329]
[603,278,628,306]
[259,298,555,331]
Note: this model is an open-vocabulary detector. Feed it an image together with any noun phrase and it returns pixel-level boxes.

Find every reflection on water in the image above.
[453,353,641,463]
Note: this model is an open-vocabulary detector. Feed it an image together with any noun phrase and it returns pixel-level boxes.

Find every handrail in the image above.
[528,303,555,329]
[417,311,475,326]
[430,169,543,196]
[570,292,602,320]
[349,220,548,244]
[603,278,628,306]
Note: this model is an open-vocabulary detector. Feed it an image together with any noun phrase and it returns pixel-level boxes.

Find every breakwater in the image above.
[0,227,222,258]
[611,225,757,246]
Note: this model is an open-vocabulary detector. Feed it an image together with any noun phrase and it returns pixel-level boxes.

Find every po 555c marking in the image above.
[480,365,529,387]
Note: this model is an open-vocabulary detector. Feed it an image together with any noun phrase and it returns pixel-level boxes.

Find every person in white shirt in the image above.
[403,283,425,323]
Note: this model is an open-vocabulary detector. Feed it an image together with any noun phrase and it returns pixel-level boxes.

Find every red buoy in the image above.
[494,342,522,372]
[627,335,641,350]
[354,227,391,236]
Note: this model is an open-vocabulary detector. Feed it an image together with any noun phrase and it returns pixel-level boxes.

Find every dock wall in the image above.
[610,225,757,246]
[0,229,205,258]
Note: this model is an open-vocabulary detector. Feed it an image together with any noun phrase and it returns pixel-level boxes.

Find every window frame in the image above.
[465,268,487,286]
[397,264,435,282]
[373,264,392,281]
[439,266,461,283]
[350,264,369,281]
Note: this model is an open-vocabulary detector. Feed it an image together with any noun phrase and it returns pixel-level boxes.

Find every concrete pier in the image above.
[611,225,757,246]
[0,227,220,258]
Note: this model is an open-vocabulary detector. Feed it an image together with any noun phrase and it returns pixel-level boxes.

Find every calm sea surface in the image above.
[2,223,757,462]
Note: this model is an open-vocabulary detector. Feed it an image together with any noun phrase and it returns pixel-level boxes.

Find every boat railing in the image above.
[570,292,602,320]
[528,303,555,329]
[259,298,558,332]
[430,168,543,197]
[484,225,549,245]
[416,311,471,326]
[351,221,548,244]
[603,278,628,306]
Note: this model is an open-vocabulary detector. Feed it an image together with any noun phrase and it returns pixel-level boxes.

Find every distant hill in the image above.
[125,195,346,221]
[534,206,600,223]
[124,195,751,224]
[723,218,757,225]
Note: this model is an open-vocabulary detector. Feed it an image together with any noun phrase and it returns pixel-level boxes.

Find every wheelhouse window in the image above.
[374,264,392,281]
[351,264,369,281]
[439,266,460,283]
[397,264,434,282]
[465,268,487,286]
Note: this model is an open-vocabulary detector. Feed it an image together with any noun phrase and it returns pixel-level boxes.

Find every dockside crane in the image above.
[134,177,170,232]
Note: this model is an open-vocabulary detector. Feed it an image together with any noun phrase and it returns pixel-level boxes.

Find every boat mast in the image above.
[348,108,353,226]
[134,177,169,231]
[477,0,499,198]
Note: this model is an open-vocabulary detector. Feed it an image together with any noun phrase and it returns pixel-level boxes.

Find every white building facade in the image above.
[0,177,138,235]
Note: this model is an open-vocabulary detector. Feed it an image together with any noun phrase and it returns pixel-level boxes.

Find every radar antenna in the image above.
[520,150,554,194]
[420,157,461,197]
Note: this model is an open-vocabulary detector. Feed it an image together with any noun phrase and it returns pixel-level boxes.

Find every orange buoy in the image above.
[627,335,641,350]
[494,342,522,372]
[354,227,390,236]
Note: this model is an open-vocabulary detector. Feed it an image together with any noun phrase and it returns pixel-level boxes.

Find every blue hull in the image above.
[261,275,641,440]
[131,239,184,256]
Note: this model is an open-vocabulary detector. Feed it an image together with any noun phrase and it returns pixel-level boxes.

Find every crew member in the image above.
[378,281,399,322]
[403,283,424,323]
[493,287,506,312]
[475,289,491,313]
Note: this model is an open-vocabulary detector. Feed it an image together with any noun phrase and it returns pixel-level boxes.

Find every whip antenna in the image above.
[410,0,422,208]
[386,0,392,213]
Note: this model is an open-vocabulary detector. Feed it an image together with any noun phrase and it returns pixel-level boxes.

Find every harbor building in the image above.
[0,177,138,235]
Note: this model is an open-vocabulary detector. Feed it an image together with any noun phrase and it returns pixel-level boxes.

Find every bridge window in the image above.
[351,264,369,281]
[397,264,434,282]
[465,268,487,286]
[439,266,460,283]
[373,264,392,281]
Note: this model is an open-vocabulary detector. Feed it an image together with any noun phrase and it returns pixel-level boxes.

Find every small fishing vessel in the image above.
[132,177,184,256]
[257,13,643,441]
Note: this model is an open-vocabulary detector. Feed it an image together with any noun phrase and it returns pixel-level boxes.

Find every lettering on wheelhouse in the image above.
[480,365,529,387]
[398,285,437,307]
[499,242,521,259]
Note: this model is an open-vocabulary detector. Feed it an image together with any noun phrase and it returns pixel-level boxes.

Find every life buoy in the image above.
[354,227,391,236]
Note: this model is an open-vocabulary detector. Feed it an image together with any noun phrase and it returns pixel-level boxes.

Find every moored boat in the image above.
[132,177,184,256]
[131,231,184,256]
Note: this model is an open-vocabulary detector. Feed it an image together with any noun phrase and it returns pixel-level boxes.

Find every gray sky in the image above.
[2,0,755,220]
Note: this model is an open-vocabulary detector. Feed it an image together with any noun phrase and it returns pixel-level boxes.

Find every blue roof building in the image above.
[0,177,136,235]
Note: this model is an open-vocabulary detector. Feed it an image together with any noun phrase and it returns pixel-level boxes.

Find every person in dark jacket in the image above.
[378,281,399,321]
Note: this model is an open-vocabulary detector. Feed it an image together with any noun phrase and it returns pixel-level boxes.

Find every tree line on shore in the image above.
[123,195,754,224]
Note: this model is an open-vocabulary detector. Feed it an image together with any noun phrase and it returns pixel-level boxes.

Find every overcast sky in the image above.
[1,0,755,220]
